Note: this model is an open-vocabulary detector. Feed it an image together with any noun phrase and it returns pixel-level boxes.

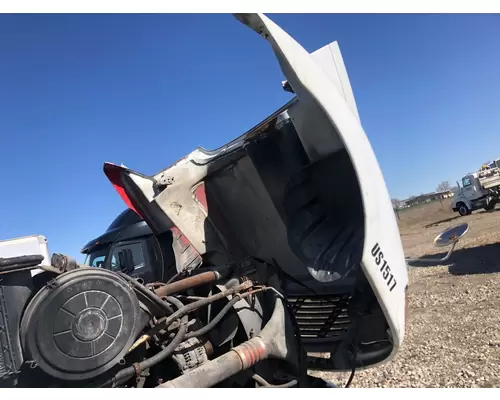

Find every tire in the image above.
[457,203,470,216]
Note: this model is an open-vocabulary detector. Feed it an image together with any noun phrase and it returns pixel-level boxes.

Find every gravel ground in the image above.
[310,204,500,387]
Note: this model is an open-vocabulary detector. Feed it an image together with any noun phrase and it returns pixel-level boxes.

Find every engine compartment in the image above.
[0,254,336,388]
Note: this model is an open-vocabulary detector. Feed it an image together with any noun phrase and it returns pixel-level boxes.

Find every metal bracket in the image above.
[157,173,174,186]
[406,223,469,266]
[406,241,457,266]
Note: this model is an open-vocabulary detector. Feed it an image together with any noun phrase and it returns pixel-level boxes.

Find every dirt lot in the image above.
[312,199,500,387]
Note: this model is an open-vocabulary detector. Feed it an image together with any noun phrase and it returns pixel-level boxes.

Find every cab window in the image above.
[109,241,146,273]
[462,177,471,187]
[85,247,109,268]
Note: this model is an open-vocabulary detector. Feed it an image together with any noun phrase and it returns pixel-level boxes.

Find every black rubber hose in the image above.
[164,282,251,326]
[118,272,174,315]
[104,297,188,388]
[184,295,241,339]
[137,299,188,371]
[345,367,356,388]
[113,319,188,387]
[157,290,286,389]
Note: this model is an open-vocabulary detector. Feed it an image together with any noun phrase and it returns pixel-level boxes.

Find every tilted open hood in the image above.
[103,13,408,371]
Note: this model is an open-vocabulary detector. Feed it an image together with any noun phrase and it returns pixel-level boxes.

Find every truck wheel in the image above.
[457,203,470,216]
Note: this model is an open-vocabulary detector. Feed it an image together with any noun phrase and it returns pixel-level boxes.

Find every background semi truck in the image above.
[81,209,176,283]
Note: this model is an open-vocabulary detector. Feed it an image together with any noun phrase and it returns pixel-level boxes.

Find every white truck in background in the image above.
[0,235,50,277]
[452,164,500,216]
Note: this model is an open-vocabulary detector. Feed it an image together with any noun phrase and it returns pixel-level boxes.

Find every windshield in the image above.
[84,246,111,268]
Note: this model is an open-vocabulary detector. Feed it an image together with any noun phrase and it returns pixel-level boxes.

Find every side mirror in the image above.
[118,249,135,274]
[406,223,469,266]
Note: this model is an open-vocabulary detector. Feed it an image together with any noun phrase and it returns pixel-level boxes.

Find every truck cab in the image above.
[81,209,176,283]
[453,168,500,216]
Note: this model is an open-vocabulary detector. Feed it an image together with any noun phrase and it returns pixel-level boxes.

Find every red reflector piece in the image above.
[103,163,143,218]
[193,183,208,212]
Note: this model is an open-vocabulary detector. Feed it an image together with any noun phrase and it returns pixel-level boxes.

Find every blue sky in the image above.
[1,13,500,258]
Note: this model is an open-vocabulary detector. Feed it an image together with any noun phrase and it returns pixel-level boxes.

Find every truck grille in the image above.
[288,294,352,341]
